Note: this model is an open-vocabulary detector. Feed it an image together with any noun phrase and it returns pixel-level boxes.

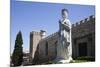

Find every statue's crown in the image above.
[62,9,68,13]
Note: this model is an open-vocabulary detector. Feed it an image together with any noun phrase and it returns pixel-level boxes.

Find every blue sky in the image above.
[11,0,95,53]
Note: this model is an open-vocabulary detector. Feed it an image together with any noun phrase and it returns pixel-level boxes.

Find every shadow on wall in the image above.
[32,44,39,65]
[32,41,58,65]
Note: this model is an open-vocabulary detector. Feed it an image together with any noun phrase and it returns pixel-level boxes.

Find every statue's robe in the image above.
[57,18,72,62]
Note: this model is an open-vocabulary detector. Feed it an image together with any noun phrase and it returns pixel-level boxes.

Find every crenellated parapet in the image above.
[30,31,41,35]
[72,15,95,27]
[41,32,59,42]
[46,32,58,39]
[72,15,95,38]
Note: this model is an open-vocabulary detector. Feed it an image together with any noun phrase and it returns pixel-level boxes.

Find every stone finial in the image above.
[80,20,84,24]
[40,30,46,38]
[84,18,88,22]
[89,15,95,19]
[76,22,79,26]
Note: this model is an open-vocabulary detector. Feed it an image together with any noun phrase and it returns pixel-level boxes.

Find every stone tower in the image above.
[29,30,46,62]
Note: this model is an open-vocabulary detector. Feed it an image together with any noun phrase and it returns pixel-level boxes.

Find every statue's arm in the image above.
[62,22,70,31]
[59,19,71,31]
[64,25,70,31]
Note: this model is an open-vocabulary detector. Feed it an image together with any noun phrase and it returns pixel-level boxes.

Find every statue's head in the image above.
[62,9,69,19]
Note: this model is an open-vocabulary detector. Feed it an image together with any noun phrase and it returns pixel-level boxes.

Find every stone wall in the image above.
[29,31,42,62]
[72,15,95,38]
[38,32,59,62]
[72,15,95,58]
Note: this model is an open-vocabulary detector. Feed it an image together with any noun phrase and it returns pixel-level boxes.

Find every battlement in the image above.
[41,32,59,41]
[30,30,59,42]
[46,32,58,39]
[72,15,95,27]
[30,31,41,35]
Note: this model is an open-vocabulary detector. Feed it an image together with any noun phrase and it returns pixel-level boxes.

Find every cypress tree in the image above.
[12,31,23,66]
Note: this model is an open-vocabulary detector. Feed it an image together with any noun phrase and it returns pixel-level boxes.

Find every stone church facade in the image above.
[29,15,95,63]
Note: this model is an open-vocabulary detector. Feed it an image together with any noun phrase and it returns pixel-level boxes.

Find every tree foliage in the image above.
[12,31,23,66]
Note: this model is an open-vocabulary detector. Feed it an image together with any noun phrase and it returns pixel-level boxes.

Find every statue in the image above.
[56,9,73,63]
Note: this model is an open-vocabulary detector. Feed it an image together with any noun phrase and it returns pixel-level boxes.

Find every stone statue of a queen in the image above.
[56,9,73,63]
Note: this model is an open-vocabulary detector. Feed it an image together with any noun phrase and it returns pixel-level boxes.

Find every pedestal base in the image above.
[54,57,73,63]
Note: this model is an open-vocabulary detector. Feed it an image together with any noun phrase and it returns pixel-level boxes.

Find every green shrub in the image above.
[75,56,95,61]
